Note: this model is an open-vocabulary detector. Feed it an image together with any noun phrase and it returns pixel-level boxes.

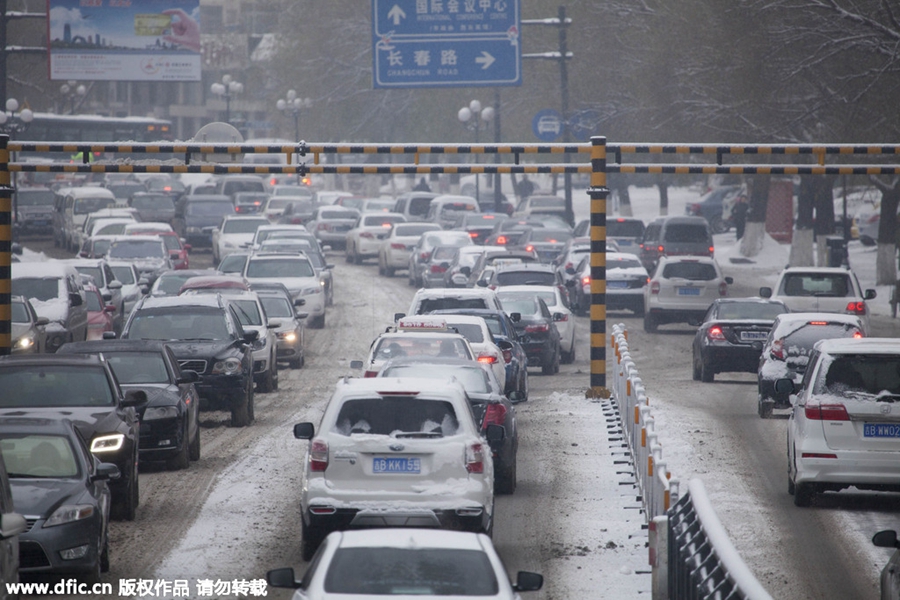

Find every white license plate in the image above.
[864,424,900,438]
[373,457,421,473]
[677,287,700,296]
[739,331,768,341]
[608,281,628,289]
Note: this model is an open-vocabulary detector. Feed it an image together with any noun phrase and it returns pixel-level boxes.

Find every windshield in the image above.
[16,190,54,206]
[154,273,196,295]
[132,195,174,210]
[106,352,169,384]
[259,296,293,319]
[73,266,103,286]
[333,397,460,437]
[95,223,128,236]
[0,365,114,406]
[110,266,136,285]
[127,309,232,341]
[0,435,80,479]
[496,270,556,286]
[223,219,268,234]
[11,301,29,323]
[230,299,263,326]
[109,240,166,259]
[12,277,62,302]
[187,201,235,217]
[246,258,315,278]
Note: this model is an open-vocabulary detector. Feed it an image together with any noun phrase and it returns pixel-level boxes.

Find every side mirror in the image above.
[10,242,22,256]
[326,264,335,270]
[293,422,315,440]
[759,287,772,298]
[177,370,200,384]
[267,567,300,590]
[485,423,506,444]
[35,317,50,327]
[460,266,471,276]
[0,513,27,539]
[122,389,147,407]
[183,242,192,251]
[102,331,117,340]
[476,280,488,287]
[91,462,121,482]
[267,320,282,329]
[552,312,565,322]
[393,312,406,322]
[170,250,181,258]
[295,312,309,319]
[514,571,544,592]
[724,276,734,285]
[139,285,150,295]
[564,279,576,287]
[872,530,900,549]
[440,262,450,269]
[507,390,525,404]
[773,378,794,395]
[865,289,877,300]
[350,360,364,370]
[103,304,116,313]
[294,298,307,307]
[108,280,123,290]
[565,266,576,275]
[243,330,260,344]
[496,339,513,351]
[510,312,521,323]
[69,292,83,307]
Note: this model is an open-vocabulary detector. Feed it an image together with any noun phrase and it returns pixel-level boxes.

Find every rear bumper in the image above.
[305,506,490,535]
[700,345,763,374]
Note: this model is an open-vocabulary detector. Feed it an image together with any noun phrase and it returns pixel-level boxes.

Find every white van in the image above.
[53,187,117,252]
[425,194,480,229]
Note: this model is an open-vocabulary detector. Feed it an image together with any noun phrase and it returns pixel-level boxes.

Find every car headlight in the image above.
[252,337,267,350]
[143,406,179,420]
[320,279,326,287]
[212,358,242,375]
[91,433,125,454]
[44,504,94,528]
[15,336,34,349]
[301,287,322,296]
[279,331,298,343]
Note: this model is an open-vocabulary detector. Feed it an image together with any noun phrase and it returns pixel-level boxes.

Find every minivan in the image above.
[53,187,117,252]
[639,215,714,273]
[425,195,480,229]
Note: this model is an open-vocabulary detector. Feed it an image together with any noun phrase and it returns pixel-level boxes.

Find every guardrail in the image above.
[610,323,772,600]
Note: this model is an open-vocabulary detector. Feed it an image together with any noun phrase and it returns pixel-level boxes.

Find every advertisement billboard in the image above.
[48,0,201,81]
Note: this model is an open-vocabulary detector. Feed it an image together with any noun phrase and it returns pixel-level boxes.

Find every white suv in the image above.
[785,338,900,507]
[292,377,500,560]
[760,266,876,334]
[643,256,732,333]
[243,252,326,329]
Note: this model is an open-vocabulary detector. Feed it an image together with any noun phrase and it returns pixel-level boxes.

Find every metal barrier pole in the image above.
[587,135,609,397]
[0,134,9,356]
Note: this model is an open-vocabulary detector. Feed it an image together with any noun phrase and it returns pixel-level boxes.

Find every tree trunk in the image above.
[873,179,900,285]
[740,175,770,258]
[813,176,836,266]
[877,243,896,286]
[618,181,633,217]
[791,176,816,267]
[657,182,668,217]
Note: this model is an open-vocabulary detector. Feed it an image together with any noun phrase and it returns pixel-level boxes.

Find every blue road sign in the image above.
[532,109,563,142]
[372,0,521,89]
[569,109,601,142]
[374,0,518,38]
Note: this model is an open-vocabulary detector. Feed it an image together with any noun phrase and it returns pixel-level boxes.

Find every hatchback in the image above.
[643,256,732,332]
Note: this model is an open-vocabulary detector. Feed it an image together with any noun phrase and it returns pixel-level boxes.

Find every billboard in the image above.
[48,0,201,81]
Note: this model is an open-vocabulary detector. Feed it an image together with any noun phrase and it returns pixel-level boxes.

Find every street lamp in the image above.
[457,100,495,202]
[59,80,86,115]
[210,75,243,124]
[0,99,34,138]
[276,90,312,142]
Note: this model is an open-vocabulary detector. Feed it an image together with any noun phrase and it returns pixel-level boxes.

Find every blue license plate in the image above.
[677,287,700,296]
[373,457,421,473]
[864,424,900,438]
[740,331,768,341]
[608,281,628,289]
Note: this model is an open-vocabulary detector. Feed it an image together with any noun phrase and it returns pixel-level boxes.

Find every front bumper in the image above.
[700,343,763,375]
[795,446,900,489]
[647,307,707,325]
[139,415,185,461]
[195,373,249,408]
[19,515,103,574]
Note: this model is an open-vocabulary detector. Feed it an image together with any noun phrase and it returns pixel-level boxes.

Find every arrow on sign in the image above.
[475,51,495,69]
[387,4,406,25]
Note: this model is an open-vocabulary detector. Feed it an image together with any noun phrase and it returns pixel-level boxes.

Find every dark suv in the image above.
[121,294,257,427]
[0,354,144,520]
[639,215,714,273]
[173,194,236,248]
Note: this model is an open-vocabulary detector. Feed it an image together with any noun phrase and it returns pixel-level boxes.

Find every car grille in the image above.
[19,540,50,568]
[24,518,38,532]
[178,359,207,373]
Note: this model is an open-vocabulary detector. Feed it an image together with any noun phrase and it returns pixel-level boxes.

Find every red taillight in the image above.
[430,264,447,273]
[689,203,701,213]
[525,245,534,252]
[364,370,378,378]
[501,349,512,363]
[650,280,660,294]
[770,338,784,360]
[657,245,664,254]
[483,403,507,427]
[853,330,863,338]
[805,403,850,421]
[707,325,725,340]
[581,276,591,285]
[360,232,375,239]
[477,354,498,364]
[719,281,728,296]
[420,251,431,261]
[525,323,549,333]
[391,242,406,249]
[309,439,329,472]
[846,301,866,315]
[466,442,485,473]
[496,235,507,245]
[709,246,715,256]
[469,232,478,238]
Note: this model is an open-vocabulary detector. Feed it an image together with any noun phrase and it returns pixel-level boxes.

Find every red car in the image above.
[84,284,116,340]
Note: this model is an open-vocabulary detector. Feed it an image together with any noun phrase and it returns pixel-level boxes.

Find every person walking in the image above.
[733,195,749,240]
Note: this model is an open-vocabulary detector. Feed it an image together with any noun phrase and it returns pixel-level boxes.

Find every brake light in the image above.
[582,276,591,285]
[466,442,485,473]
[525,323,549,333]
[846,301,866,315]
[709,246,715,256]
[483,403,507,428]
[364,370,378,378]
[853,330,863,338]
[430,264,447,273]
[689,203,701,214]
[391,242,406,249]
[469,232,479,238]
[719,281,728,296]
[501,349,512,363]
[809,321,827,325]
[565,262,573,271]
[650,280,660,294]
[477,354,498,364]
[309,439,329,472]
[707,325,725,340]
[657,245,664,254]
[770,338,784,360]
[420,251,431,261]
[804,403,850,421]
[525,245,534,252]
[496,235,507,245]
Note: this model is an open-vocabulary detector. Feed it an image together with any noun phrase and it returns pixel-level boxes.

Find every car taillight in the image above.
[689,203,701,214]
[804,403,850,421]
[360,232,375,239]
[650,280,660,294]
[469,232,478,238]
[581,276,591,285]
[317,223,329,230]
[525,245,534,252]
[483,403,507,428]
[466,442,485,473]
[657,245,665,254]
[770,338,784,360]
[707,325,725,340]
[496,235,508,245]
[719,281,728,296]
[391,242,406,249]
[430,264,447,273]
[853,330,863,338]
[364,370,378,378]
[501,349,512,363]
[309,439,329,472]
[477,354,498,364]
[525,323,549,333]
[846,301,866,315]
[565,262,573,271]
[709,246,715,256]
[420,251,431,261]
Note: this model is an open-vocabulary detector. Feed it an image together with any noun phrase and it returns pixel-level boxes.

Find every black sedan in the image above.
[377,357,520,494]
[58,340,202,470]
[0,354,143,521]
[0,417,118,582]
[496,294,561,375]
[691,299,789,383]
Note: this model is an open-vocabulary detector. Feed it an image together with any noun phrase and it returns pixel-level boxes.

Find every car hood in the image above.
[0,407,122,440]
[163,339,241,359]
[11,479,91,519]
[11,323,35,339]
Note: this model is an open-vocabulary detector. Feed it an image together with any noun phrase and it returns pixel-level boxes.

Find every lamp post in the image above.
[59,80,86,115]
[0,98,33,138]
[210,75,243,124]
[457,100,495,203]
[276,90,312,143]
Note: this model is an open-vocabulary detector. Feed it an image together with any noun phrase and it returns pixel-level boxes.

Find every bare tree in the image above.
[869,176,900,285]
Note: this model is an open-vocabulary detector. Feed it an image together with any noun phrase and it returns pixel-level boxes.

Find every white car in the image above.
[267,529,543,598]
[603,252,650,316]
[250,224,320,252]
[358,317,476,377]
[212,215,270,265]
[292,377,499,560]
[437,314,507,386]
[760,265,876,334]
[643,255,732,333]
[404,287,504,319]
[377,222,442,277]
[786,338,900,507]
[306,206,360,250]
[345,212,407,265]
[225,291,279,393]
[107,261,148,320]
[496,284,577,364]
[243,252,326,329]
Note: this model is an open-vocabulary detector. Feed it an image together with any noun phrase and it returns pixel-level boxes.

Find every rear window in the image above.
[608,220,645,237]
[408,197,433,216]
[105,352,169,384]
[373,336,470,360]
[780,323,861,354]
[446,323,484,344]
[495,270,556,286]
[0,366,114,407]
[433,247,458,261]
[780,273,851,297]
[662,262,717,280]
[223,219,268,234]
[531,230,572,243]
[663,223,709,243]
[132,195,173,210]
[320,210,356,220]
[498,295,539,316]
[531,197,564,208]
[815,354,900,397]
[395,224,439,237]
[384,364,489,393]
[417,297,488,313]
[187,201,234,216]
[363,215,405,227]
[13,277,62,302]
[246,258,315,278]
[608,256,643,270]
[109,240,166,259]
[333,397,460,437]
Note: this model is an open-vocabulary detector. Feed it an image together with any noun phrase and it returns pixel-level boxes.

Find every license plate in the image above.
[608,281,628,289]
[864,424,900,438]
[373,457,421,474]
[677,287,700,296]
[739,331,768,341]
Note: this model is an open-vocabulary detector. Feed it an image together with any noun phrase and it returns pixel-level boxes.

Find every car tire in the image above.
[302,520,326,562]
[309,314,325,329]
[259,364,276,393]
[643,313,658,333]
[231,390,252,428]
[166,420,191,471]
[408,267,416,287]
[710,215,727,234]
[189,422,201,462]
[519,370,528,401]
[541,349,555,375]
[496,458,517,495]
[247,383,255,423]
[700,361,714,383]
[290,355,304,369]
[100,531,110,573]
[758,395,774,419]
[384,266,395,277]
[377,260,385,276]
[345,245,355,264]
[793,482,816,507]
[561,338,576,364]
[85,536,103,585]
[115,464,139,522]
